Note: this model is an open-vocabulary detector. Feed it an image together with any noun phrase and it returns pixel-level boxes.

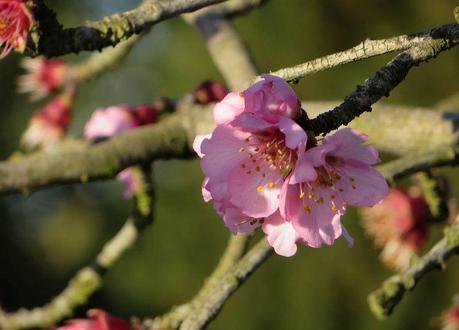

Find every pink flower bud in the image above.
[18,57,69,100]
[0,0,33,57]
[194,80,229,105]
[52,309,131,330]
[84,104,159,140]
[21,91,74,150]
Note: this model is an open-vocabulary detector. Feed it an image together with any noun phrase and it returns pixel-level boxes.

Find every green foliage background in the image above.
[0,1,458,329]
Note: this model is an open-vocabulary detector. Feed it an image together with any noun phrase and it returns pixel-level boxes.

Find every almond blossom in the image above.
[0,0,33,57]
[18,57,69,100]
[52,309,131,330]
[194,74,389,257]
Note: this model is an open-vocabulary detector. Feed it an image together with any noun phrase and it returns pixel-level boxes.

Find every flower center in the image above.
[239,129,297,178]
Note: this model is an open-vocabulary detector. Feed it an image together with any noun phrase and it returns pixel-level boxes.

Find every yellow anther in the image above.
[331,205,337,212]
[239,147,245,153]
[316,197,324,204]
[308,193,314,199]
[257,185,264,192]
[299,191,305,198]
[268,182,275,188]
[277,149,283,155]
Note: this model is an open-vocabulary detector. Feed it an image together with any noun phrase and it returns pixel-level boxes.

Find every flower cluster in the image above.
[360,187,429,271]
[194,74,388,256]
[52,309,131,330]
[84,103,160,198]
[0,0,33,57]
[21,90,74,150]
[18,57,69,100]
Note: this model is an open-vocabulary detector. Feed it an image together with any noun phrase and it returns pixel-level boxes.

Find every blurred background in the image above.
[0,0,459,329]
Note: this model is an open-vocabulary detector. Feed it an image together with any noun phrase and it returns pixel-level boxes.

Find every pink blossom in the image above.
[84,104,159,139]
[52,309,131,330]
[21,91,73,150]
[194,74,388,257]
[275,128,388,253]
[18,57,68,100]
[361,188,428,271]
[0,0,33,57]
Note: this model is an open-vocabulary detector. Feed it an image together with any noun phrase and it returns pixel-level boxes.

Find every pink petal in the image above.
[193,134,211,158]
[287,186,345,248]
[277,117,307,149]
[230,112,273,131]
[201,178,212,202]
[213,92,245,125]
[325,128,380,165]
[228,160,282,218]
[335,162,389,207]
[290,146,317,185]
[262,212,299,257]
[200,125,250,181]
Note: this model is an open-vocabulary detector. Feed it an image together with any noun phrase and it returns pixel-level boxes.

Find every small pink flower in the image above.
[52,309,131,330]
[194,80,229,105]
[21,91,73,150]
[18,57,69,100]
[268,128,388,254]
[194,74,388,257]
[361,188,428,271]
[0,0,33,57]
[84,104,159,139]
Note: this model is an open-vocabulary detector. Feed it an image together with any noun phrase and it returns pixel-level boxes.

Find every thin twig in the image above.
[299,23,459,135]
[368,216,459,319]
[271,23,459,82]
[179,239,273,330]
[28,0,226,57]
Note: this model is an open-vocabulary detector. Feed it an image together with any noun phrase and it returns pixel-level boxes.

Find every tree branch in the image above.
[2,100,459,195]
[178,238,273,330]
[368,216,459,320]
[271,23,459,82]
[297,23,459,135]
[0,166,155,329]
[28,0,226,57]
